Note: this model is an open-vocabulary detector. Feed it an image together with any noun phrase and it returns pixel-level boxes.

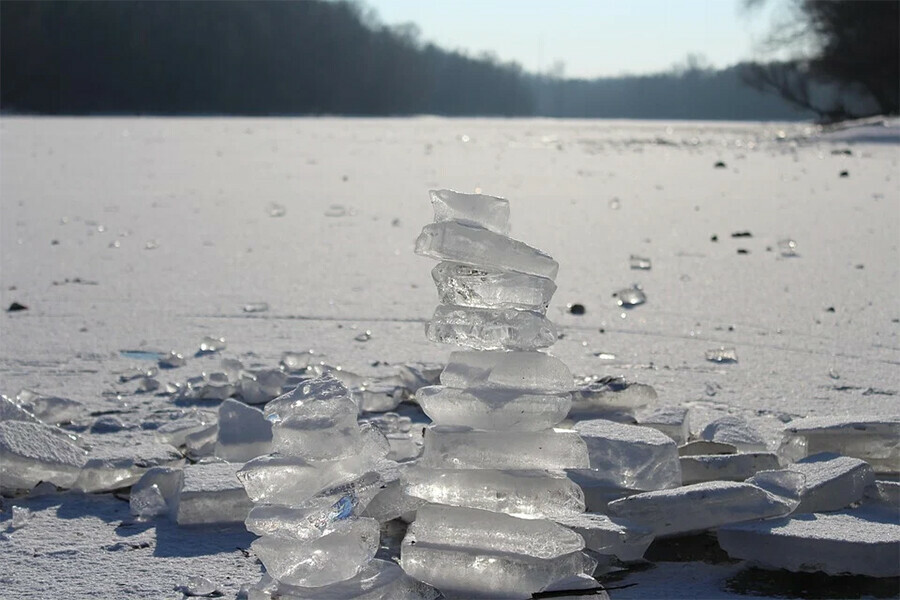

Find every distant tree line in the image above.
[0,0,889,121]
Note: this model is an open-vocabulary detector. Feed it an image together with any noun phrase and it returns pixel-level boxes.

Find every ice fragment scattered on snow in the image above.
[10,506,31,529]
[705,347,738,363]
[198,336,227,354]
[612,286,646,308]
[243,302,269,313]
[629,255,651,270]
[159,351,186,369]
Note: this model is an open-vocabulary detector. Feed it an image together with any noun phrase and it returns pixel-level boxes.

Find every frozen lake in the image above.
[1,116,898,598]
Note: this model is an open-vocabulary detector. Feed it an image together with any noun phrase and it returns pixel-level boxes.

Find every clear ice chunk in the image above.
[612,286,646,308]
[177,576,219,597]
[174,461,252,526]
[416,386,571,431]
[779,415,899,473]
[0,421,87,492]
[415,221,559,280]
[700,415,768,452]
[409,504,585,559]
[680,452,781,485]
[252,517,380,587]
[10,506,31,529]
[638,406,691,444]
[787,452,875,513]
[130,483,169,519]
[361,478,426,523]
[246,558,439,600]
[198,336,227,353]
[429,189,510,235]
[629,255,652,270]
[215,399,273,463]
[401,467,585,518]
[431,262,556,313]
[718,505,900,577]
[131,466,183,518]
[159,350,186,368]
[678,440,737,456]
[607,481,796,537]
[705,347,738,363]
[440,351,572,393]
[15,391,83,425]
[574,419,682,491]
[420,427,589,471]
[354,382,404,413]
[246,496,364,541]
[74,441,183,492]
[554,512,654,562]
[569,377,657,420]
[425,305,557,351]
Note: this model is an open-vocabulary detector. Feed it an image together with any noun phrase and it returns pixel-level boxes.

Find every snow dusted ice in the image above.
[1,117,899,599]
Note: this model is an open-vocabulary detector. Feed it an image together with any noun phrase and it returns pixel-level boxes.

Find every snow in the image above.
[1,116,898,598]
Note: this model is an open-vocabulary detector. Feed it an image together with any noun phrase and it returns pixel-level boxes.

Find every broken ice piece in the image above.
[0,421,87,492]
[787,452,875,513]
[607,481,795,538]
[639,406,691,444]
[680,452,781,485]
[402,467,585,518]
[570,377,657,420]
[246,496,363,540]
[420,427,589,471]
[705,347,738,363]
[678,440,737,456]
[243,302,269,313]
[252,517,380,587]
[74,441,183,493]
[416,386,571,431]
[177,575,219,597]
[15,391,83,425]
[779,415,899,473]
[429,189,510,235]
[554,512,654,562]
[280,351,313,372]
[155,412,215,447]
[131,465,184,515]
[415,221,559,280]
[777,238,798,257]
[426,305,557,351]
[431,262,557,313]
[354,381,403,413]
[612,286,646,308]
[10,506,31,529]
[397,362,442,394]
[574,419,682,491]
[215,398,272,463]
[718,505,900,577]
[174,461,252,526]
[0,394,41,424]
[700,415,768,452]
[401,505,593,599]
[130,483,169,519]
[159,350,186,368]
[440,350,572,393]
[361,478,425,523]
[198,336,226,354]
[565,470,639,513]
[629,255,651,270]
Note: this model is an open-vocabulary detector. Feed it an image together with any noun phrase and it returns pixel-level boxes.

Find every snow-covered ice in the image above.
[680,452,781,485]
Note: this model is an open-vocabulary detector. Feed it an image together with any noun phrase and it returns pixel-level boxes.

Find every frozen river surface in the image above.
[0,117,898,598]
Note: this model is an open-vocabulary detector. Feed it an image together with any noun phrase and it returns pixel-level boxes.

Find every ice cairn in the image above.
[401,189,599,598]
[236,375,435,599]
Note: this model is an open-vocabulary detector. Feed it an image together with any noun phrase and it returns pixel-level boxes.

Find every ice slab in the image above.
[130,466,183,518]
[174,461,252,525]
[718,506,900,577]
[215,398,272,463]
[15,390,83,425]
[237,453,386,507]
[680,452,781,485]
[779,416,899,473]
[0,394,41,424]
[865,480,900,508]
[565,470,639,513]
[440,350,572,393]
[252,517,380,587]
[678,440,737,456]
[569,377,657,420]
[402,467,584,518]
[554,512,654,562]
[788,453,876,513]
[574,419,681,491]
[400,541,594,600]
[607,481,795,537]
[419,427,589,471]
[361,478,425,523]
[247,495,359,540]
[429,189,510,235]
[639,406,691,445]
[246,558,439,600]
[425,305,557,351]
[154,411,216,448]
[431,262,556,313]
[415,221,559,280]
[410,504,585,559]
[74,441,183,492]
[184,423,218,460]
[416,386,570,431]
[0,420,87,492]
[700,415,768,452]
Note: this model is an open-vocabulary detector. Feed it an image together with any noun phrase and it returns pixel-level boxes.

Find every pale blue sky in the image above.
[363,0,787,78]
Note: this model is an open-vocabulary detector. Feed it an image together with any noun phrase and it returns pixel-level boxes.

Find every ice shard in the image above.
[429,189,510,235]
[431,262,556,313]
[425,305,557,351]
[0,420,87,493]
[779,415,899,473]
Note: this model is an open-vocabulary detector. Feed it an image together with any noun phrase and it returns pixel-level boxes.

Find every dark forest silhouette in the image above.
[0,0,887,120]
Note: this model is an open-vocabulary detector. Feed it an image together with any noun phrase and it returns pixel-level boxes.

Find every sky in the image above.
[363,0,788,78]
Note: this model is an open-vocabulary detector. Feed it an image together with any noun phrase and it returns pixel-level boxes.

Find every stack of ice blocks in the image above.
[237,375,398,597]
[401,190,596,598]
